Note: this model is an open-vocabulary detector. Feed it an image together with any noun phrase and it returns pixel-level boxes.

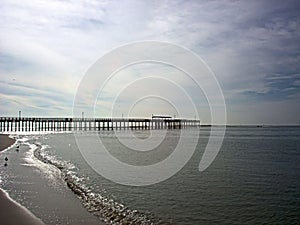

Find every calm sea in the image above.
[2,126,300,224]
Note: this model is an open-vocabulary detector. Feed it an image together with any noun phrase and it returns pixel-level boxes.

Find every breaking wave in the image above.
[31,139,165,225]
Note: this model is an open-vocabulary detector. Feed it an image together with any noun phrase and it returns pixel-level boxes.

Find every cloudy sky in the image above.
[0,0,299,124]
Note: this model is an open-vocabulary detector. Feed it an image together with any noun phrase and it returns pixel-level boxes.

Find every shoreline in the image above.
[1,133,104,225]
[0,134,16,152]
[0,134,45,225]
[0,189,44,225]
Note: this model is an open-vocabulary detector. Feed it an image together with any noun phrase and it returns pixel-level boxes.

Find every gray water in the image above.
[2,126,300,224]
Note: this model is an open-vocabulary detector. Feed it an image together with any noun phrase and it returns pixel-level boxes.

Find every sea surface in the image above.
[1,126,300,224]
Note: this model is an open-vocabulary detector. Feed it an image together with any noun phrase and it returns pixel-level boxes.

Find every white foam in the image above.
[1,131,72,135]
[23,141,62,184]
[8,133,156,224]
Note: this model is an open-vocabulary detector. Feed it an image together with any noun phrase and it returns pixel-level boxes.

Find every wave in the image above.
[27,136,165,225]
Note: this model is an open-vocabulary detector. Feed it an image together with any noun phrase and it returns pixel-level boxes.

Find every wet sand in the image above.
[0,134,44,225]
[0,134,104,225]
[0,189,44,225]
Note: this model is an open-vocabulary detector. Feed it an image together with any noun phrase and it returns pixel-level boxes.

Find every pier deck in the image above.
[0,117,200,132]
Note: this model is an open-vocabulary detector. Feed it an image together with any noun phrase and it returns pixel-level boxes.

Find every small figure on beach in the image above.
[4,157,8,166]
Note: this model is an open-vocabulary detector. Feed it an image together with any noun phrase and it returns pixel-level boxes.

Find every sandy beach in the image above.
[0,134,15,152]
[0,189,44,225]
[0,134,44,225]
[0,134,104,225]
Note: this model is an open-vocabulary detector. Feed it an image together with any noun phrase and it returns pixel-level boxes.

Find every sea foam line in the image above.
[24,135,161,225]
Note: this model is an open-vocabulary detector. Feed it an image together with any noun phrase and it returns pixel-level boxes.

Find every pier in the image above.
[0,117,200,132]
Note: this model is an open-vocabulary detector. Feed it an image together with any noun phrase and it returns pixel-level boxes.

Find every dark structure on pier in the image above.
[0,117,200,132]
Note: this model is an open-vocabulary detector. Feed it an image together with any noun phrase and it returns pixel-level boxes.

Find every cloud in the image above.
[0,0,300,124]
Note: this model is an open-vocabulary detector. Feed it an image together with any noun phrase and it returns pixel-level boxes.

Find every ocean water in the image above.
[1,126,300,224]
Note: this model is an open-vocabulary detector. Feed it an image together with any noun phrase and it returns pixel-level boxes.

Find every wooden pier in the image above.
[0,117,200,132]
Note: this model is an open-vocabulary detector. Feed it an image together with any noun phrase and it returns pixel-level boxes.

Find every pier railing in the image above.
[0,117,200,132]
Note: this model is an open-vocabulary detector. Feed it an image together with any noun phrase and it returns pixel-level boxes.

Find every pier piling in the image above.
[0,117,200,132]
